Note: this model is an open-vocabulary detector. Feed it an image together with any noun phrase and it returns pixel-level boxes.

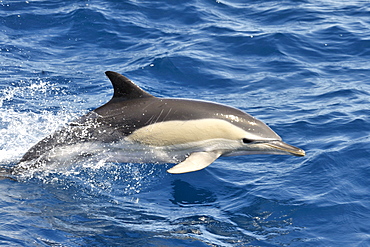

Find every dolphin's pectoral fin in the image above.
[167,151,222,174]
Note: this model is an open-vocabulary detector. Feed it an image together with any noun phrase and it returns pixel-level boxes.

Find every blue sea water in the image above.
[1,0,370,246]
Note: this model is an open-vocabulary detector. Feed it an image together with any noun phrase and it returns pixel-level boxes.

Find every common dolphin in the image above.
[13,71,305,174]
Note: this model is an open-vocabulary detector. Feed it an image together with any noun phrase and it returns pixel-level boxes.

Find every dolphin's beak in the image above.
[265,141,305,156]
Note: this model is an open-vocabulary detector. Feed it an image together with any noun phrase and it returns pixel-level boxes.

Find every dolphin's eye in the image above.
[242,138,253,144]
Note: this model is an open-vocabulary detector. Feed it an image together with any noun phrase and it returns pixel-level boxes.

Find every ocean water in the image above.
[1,0,370,246]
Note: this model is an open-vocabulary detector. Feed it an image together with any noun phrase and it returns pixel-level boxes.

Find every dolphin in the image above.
[13,71,305,174]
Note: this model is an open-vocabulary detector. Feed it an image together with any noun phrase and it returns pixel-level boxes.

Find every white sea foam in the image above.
[0,79,79,165]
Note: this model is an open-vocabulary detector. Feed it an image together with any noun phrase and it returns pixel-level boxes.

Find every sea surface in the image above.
[1,0,370,246]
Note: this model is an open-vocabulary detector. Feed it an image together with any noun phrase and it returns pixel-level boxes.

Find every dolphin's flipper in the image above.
[167,151,222,174]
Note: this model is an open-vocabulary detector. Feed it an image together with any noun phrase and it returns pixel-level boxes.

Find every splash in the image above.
[0,78,79,165]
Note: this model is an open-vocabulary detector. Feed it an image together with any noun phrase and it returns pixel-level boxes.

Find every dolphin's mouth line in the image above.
[265,141,306,157]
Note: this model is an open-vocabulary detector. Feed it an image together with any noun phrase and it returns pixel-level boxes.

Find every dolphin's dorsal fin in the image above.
[105,71,154,102]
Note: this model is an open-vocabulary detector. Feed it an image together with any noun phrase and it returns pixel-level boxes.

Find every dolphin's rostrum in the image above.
[14,71,305,174]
